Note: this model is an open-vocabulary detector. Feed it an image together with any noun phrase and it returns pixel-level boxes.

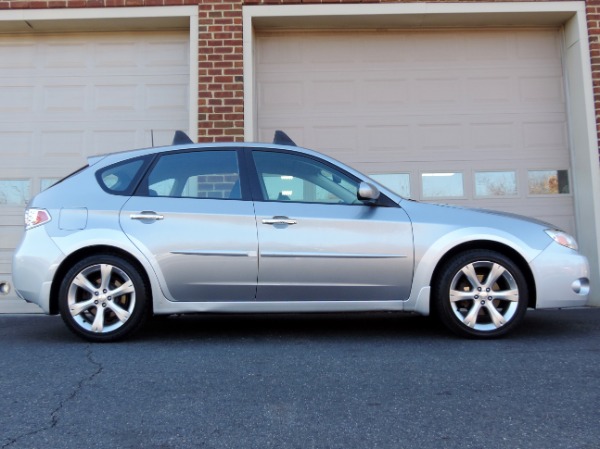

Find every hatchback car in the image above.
[12,131,590,341]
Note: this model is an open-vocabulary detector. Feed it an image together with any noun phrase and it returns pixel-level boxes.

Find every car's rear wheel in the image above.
[58,254,149,342]
[433,250,528,338]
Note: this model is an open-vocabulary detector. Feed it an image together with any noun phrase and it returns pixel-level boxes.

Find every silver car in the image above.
[12,131,590,342]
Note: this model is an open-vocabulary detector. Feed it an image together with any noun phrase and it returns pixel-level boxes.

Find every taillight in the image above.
[25,209,52,230]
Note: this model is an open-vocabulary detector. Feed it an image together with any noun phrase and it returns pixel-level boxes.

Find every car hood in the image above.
[398,199,560,252]
[432,202,559,230]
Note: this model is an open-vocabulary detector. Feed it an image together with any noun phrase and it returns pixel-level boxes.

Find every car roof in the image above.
[86,130,405,204]
[88,130,304,164]
[88,141,313,165]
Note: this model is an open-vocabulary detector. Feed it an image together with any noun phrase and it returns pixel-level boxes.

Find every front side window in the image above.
[252,151,360,205]
[143,150,241,200]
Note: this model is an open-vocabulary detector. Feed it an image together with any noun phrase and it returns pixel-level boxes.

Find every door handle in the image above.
[130,212,164,221]
[262,216,297,226]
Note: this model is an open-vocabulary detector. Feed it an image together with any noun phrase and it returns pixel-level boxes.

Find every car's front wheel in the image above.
[58,254,149,342]
[433,250,529,338]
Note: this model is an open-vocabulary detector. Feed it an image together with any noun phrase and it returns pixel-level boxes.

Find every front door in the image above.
[250,150,413,302]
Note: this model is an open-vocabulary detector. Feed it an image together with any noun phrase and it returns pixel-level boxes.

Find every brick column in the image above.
[198,0,244,142]
[587,0,600,161]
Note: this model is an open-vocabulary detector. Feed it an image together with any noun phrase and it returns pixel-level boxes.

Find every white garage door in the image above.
[256,28,574,233]
[0,31,190,312]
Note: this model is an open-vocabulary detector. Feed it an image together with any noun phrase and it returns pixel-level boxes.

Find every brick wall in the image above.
[0,0,598,152]
[588,0,600,156]
[199,0,243,142]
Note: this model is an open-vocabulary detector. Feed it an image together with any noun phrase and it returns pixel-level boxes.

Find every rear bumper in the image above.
[530,242,590,309]
[12,226,64,314]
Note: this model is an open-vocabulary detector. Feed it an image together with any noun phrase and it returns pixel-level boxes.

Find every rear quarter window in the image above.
[96,158,148,195]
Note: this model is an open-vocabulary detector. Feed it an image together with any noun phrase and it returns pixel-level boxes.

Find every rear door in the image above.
[249,149,414,302]
[119,148,258,302]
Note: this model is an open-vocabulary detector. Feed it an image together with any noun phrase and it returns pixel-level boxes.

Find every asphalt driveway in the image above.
[1,308,599,449]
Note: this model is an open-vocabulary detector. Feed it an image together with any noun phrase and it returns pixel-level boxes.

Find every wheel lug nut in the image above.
[486,288,490,292]
[478,287,482,292]
[474,295,479,299]
[102,303,107,308]
[94,292,99,296]
[488,296,492,300]
[94,300,99,305]
[108,297,112,301]
[103,289,107,294]
[480,300,485,305]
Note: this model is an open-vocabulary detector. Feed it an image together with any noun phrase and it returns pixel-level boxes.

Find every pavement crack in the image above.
[2,344,103,449]
[49,344,104,428]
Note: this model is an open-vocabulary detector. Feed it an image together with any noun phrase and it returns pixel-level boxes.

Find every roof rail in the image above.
[172,130,193,145]
[273,130,297,146]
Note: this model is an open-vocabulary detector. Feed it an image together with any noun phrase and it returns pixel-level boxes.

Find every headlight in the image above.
[545,229,578,250]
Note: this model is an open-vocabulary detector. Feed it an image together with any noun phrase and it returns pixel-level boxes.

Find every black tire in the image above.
[433,250,528,339]
[58,254,149,342]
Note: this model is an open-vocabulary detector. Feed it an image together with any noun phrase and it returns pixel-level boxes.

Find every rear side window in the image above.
[141,150,242,200]
[96,158,147,195]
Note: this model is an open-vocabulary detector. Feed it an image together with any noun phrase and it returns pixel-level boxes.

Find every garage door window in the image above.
[421,172,464,199]
[41,178,60,192]
[370,173,411,198]
[475,171,518,197]
[0,180,30,206]
[528,170,570,195]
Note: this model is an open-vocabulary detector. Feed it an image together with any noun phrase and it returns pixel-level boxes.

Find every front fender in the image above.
[405,226,544,314]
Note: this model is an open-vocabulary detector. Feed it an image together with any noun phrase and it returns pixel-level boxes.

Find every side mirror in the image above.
[357,182,380,202]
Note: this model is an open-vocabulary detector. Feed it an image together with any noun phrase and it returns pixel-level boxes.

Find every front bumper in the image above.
[12,226,65,314]
[530,242,590,309]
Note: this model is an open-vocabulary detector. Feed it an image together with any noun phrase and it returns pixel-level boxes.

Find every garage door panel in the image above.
[311,79,356,111]
[0,42,36,68]
[519,75,565,104]
[515,29,562,61]
[0,132,34,159]
[145,81,189,113]
[522,120,568,150]
[44,85,87,112]
[258,80,304,114]
[0,85,35,113]
[40,130,85,158]
[363,78,409,107]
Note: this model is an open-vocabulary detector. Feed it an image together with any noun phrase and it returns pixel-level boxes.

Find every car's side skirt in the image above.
[152,299,409,315]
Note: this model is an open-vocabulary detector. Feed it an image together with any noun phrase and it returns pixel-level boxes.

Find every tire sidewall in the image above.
[433,250,529,339]
[58,254,149,342]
